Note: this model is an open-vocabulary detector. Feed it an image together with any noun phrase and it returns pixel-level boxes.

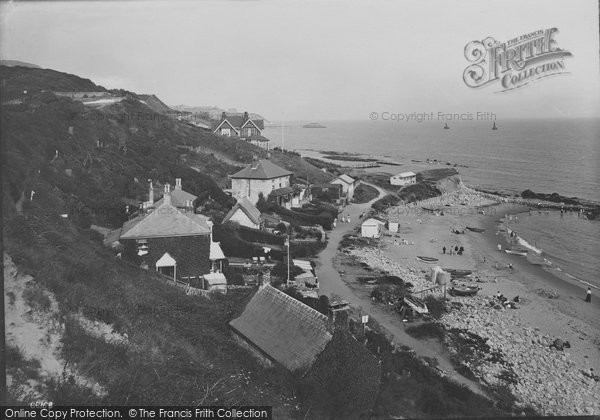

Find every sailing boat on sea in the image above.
[492,121,498,130]
[443,123,449,130]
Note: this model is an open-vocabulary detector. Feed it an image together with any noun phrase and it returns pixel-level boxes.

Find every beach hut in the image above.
[390,171,417,186]
[361,218,385,238]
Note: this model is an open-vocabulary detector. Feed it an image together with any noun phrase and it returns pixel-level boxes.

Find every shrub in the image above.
[372,194,401,212]
[23,284,52,311]
[406,322,445,340]
[424,295,446,319]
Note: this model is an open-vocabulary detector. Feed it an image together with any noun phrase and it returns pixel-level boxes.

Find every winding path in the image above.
[315,182,487,395]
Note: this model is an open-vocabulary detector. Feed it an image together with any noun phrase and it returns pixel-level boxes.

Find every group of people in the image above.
[333,214,351,228]
[496,291,519,309]
[442,245,464,256]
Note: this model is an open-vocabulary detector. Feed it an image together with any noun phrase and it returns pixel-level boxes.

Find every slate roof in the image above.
[230,159,292,180]
[332,174,356,185]
[229,285,332,375]
[154,188,197,208]
[394,171,416,178]
[222,198,262,225]
[120,201,211,239]
[213,115,264,131]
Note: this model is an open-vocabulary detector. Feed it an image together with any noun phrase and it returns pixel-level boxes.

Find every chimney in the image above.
[163,183,171,205]
[243,111,249,121]
[327,300,350,332]
[148,180,154,205]
[175,178,182,190]
[251,155,259,169]
[221,112,226,121]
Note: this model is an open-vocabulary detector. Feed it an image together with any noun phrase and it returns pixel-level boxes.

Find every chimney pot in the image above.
[175,178,182,189]
[328,300,350,332]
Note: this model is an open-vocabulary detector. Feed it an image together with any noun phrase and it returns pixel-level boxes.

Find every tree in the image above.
[256,193,268,212]
[317,295,330,315]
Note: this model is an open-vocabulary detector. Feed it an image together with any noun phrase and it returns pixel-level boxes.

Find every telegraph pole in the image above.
[286,234,290,285]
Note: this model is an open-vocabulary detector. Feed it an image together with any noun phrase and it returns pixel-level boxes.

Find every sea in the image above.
[264,118,600,289]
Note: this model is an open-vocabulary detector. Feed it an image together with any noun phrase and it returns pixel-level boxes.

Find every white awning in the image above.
[156,252,176,267]
[210,241,226,260]
[292,259,313,272]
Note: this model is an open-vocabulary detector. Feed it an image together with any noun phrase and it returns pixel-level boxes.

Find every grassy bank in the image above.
[352,183,379,204]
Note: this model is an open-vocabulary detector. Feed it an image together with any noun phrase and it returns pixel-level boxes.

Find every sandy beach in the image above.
[341,186,600,415]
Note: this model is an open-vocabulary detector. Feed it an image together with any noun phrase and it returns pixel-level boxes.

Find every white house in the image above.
[222,198,262,230]
[390,171,417,186]
[330,174,359,200]
[361,218,385,238]
[229,159,292,205]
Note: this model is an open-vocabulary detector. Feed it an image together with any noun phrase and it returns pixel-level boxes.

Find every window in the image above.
[136,239,148,256]
[221,128,231,136]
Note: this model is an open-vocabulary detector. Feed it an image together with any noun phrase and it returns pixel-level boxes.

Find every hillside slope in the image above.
[1,66,331,227]
[1,65,335,414]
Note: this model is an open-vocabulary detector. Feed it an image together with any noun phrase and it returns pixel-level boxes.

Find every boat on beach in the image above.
[466,226,485,233]
[416,256,439,263]
[403,295,429,314]
[443,268,472,278]
[449,285,480,297]
[492,122,498,130]
[505,249,528,256]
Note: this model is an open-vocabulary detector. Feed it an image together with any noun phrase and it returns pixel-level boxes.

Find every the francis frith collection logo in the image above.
[463,28,572,92]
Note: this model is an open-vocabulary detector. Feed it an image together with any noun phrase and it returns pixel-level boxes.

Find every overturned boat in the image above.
[403,294,429,314]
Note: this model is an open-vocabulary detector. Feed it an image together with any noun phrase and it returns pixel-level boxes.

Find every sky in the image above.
[1,0,599,121]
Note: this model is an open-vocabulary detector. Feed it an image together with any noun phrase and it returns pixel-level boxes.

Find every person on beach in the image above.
[497,244,502,251]
[442,246,446,254]
[347,215,351,223]
[333,218,337,228]
[585,287,592,303]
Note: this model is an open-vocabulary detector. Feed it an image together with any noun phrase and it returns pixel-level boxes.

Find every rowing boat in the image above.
[466,227,485,233]
[443,268,472,277]
[449,285,479,297]
[417,256,439,263]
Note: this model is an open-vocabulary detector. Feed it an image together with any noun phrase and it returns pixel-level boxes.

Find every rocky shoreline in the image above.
[442,295,600,416]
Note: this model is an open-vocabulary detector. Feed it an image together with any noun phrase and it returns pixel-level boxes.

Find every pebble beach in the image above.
[342,186,600,415]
